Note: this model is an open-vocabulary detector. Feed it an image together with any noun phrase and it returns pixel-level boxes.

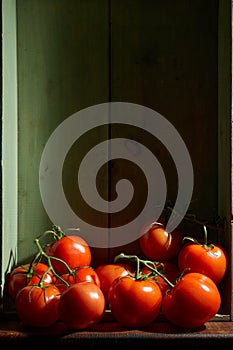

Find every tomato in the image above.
[58,281,105,330]
[95,263,134,306]
[139,222,183,261]
[7,262,54,301]
[15,284,60,327]
[142,261,180,295]
[55,266,101,293]
[178,242,228,285]
[46,234,92,275]
[162,272,221,328]
[108,275,162,328]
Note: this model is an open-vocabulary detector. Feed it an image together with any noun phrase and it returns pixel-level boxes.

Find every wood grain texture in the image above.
[2,0,232,322]
[109,0,220,257]
[16,0,109,266]
[1,318,233,349]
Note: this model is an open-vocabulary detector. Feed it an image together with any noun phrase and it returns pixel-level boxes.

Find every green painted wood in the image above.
[1,0,18,298]
[2,0,232,318]
[16,0,109,266]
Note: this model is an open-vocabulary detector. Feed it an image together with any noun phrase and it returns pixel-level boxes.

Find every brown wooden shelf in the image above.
[1,313,233,350]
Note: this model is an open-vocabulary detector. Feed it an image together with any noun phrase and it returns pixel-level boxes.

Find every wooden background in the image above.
[2,0,231,313]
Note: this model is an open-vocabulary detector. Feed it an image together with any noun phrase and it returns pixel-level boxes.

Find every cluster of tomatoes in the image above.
[5,221,228,330]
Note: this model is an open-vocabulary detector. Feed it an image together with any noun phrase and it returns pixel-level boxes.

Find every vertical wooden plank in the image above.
[1,0,18,298]
[16,0,109,267]
[218,0,231,245]
[109,0,219,259]
[218,0,232,319]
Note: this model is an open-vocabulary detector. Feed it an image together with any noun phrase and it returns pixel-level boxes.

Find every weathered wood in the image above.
[1,318,233,349]
[217,0,232,319]
[16,0,109,266]
[1,0,18,290]
[1,0,232,323]
[109,0,220,253]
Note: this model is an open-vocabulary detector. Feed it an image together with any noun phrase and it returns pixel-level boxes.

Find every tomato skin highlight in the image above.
[178,242,228,285]
[58,281,105,330]
[139,222,183,261]
[108,275,162,328]
[46,235,92,275]
[55,266,101,293]
[95,263,134,306]
[15,284,60,327]
[7,262,54,301]
[162,272,221,328]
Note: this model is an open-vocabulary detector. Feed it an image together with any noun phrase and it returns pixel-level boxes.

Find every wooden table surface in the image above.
[1,312,233,350]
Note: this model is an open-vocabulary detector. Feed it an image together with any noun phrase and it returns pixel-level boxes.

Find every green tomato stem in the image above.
[203,224,208,246]
[182,236,201,245]
[35,225,64,244]
[164,204,224,232]
[182,224,214,251]
[114,253,174,288]
[34,237,71,288]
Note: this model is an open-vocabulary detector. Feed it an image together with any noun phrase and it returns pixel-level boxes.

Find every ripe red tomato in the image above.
[95,263,134,306]
[108,275,162,328]
[162,272,221,328]
[142,261,180,295]
[178,241,228,285]
[46,234,92,275]
[139,222,183,261]
[15,284,60,327]
[55,266,101,293]
[7,262,54,301]
[58,281,105,330]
